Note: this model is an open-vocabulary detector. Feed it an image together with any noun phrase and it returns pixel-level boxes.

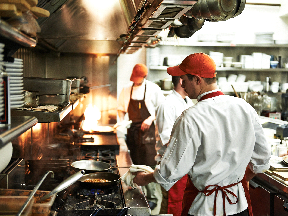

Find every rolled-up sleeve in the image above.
[154,116,199,191]
[249,114,271,173]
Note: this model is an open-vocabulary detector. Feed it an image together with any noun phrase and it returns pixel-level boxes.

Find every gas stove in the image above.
[51,174,127,216]
[50,147,128,215]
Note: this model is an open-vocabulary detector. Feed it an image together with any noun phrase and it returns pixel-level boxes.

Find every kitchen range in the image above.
[0,120,152,215]
[1,0,288,216]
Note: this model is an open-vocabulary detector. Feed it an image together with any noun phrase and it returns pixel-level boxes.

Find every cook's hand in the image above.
[141,116,153,131]
[133,171,155,186]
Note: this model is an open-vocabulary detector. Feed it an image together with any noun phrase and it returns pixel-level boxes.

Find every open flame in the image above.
[81,104,102,132]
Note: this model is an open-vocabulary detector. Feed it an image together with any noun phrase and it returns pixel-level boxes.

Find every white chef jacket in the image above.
[154,93,271,216]
[117,79,165,120]
[156,90,194,156]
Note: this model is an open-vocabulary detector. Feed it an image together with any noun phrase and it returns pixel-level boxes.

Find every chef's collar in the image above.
[197,89,222,101]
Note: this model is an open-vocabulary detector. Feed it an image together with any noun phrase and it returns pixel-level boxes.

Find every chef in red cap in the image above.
[133,53,270,216]
[117,63,165,213]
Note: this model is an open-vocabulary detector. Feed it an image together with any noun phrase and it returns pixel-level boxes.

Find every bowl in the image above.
[270,61,278,68]
[232,62,242,68]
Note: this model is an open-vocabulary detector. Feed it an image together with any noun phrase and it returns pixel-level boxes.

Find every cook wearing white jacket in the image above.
[117,63,165,214]
[156,75,194,216]
[133,53,271,216]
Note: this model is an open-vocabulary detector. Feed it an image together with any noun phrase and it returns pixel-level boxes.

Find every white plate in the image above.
[11,102,24,109]
[10,79,23,84]
[10,100,24,105]
[10,86,23,91]
[7,72,23,77]
[5,68,23,72]
[10,90,23,95]
[11,95,24,100]
[4,63,23,69]
[10,83,23,87]
[9,76,23,80]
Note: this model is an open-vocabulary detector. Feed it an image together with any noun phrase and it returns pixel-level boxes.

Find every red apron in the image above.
[126,83,157,166]
[166,174,189,216]
[181,91,253,216]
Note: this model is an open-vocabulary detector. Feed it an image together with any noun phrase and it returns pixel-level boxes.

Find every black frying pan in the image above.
[78,172,120,188]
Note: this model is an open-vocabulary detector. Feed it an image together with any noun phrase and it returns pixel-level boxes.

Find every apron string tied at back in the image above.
[200,181,241,216]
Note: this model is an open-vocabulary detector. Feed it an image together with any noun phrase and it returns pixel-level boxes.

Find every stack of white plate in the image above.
[0,43,4,117]
[255,32,274,44]
[3,58,24,109]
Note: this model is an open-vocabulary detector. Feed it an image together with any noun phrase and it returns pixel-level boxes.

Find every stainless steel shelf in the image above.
[0,20,36,48]
[11,103,73,123]
[0,116,38,148]
[150,66,288,72]
[158,42,288,48]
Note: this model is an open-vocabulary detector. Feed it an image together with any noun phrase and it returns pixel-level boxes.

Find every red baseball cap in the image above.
[130,63,148,83]
[167,53,217,78]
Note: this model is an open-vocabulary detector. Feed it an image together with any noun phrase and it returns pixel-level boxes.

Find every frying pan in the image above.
[78,172,121,188]
[71,160,129,173]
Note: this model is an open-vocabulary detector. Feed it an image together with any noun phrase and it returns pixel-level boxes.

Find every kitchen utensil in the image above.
[40,170,85,201]
[231,84,239,98]
[78,172,121,188]
[71,160,130,172]
[17,171,54,216]
[23,90,39,108]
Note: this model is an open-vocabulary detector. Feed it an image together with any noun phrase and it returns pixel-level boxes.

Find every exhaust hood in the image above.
[119,0,246,54]
[32,0,245,55]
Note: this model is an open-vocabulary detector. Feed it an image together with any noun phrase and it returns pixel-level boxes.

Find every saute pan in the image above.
[78,172,121,188]
[71,160,129,173]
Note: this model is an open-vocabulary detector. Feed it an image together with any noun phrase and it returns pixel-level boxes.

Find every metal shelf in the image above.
[0,116,38,148]
[10,98,82,123]
[158,42,288,48]
[11,103,73,123]
[150,66,288,72]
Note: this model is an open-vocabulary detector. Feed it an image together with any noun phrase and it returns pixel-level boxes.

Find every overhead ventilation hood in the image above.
[119,0,246,54]
[119,0,197,54]
[30,0,245,55]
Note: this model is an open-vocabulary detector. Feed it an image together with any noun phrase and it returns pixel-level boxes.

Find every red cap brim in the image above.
[130,75,144,83]
[167,65,187,76]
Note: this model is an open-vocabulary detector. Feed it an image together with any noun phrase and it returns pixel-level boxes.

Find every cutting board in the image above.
[0,0,30,11]
[26,0,37,7]
[30,6,50,17]
[270,171,288,181]
[0,3,21,17]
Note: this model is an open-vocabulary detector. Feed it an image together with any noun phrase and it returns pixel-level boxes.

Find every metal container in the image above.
[23,77,72,95]
[160,79,173,90]
[39,94,70,106]
[23,91,39,108]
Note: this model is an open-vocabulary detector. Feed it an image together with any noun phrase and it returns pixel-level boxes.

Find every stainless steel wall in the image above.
[13,48,118,125]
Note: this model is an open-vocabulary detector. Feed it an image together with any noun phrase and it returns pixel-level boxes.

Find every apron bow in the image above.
[201,181,240,216]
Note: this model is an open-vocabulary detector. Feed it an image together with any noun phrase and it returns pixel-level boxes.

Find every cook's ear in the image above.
[179,78,183,85]
[194,75,201,84]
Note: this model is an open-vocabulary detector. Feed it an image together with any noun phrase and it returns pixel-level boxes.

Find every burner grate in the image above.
[52,182,127,216]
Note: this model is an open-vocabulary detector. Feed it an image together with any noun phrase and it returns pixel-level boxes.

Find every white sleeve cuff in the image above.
[153,165,177,191]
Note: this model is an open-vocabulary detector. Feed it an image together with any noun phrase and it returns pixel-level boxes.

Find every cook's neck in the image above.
[197,83,219,100]
[174,84,187,99]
